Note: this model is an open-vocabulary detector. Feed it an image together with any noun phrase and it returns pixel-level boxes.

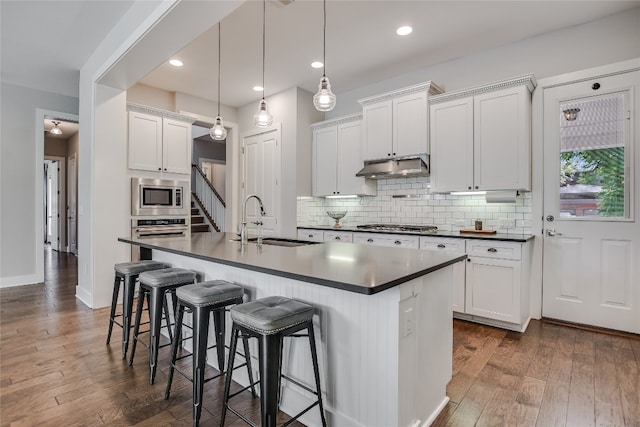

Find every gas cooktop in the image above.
[356,224,438,234]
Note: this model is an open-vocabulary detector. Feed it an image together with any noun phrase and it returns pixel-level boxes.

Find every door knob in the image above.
[546,229,562,237]
[546,215,555,222]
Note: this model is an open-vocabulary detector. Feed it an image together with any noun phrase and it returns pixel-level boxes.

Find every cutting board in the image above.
[460,229,497,235]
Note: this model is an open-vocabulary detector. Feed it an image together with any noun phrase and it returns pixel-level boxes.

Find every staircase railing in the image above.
[192,164,225,232]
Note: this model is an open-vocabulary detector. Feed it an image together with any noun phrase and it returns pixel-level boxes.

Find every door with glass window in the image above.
[542,70,639,333]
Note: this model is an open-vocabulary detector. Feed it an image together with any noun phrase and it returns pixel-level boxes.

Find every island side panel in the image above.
[152,249,404,427]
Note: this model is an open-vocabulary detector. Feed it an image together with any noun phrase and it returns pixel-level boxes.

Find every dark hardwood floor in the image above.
[1,248,639,426]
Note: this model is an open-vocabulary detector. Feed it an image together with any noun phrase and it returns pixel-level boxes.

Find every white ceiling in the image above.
[139,0,640,108]
[1,0,638,107]
[0,0,135,97]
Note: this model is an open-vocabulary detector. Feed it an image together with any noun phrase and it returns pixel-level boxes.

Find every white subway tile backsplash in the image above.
[297,178,533,234]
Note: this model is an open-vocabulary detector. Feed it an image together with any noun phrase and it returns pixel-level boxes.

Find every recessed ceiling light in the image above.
[169,59,183,67]
[253,85,264,92]
[396,26,413,36]
[311,61,323,69]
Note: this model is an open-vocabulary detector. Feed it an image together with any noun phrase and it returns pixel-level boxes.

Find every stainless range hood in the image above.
[356,155,429,179]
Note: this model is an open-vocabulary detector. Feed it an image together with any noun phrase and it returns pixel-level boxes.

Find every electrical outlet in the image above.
[403,308,414,337]
[499,218,516,228]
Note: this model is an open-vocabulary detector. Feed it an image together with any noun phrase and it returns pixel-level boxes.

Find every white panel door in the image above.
[429,97,474,193]
[312,126,337,197]
[542,70,640,333]
[68,154,77,255]
[46,161,60,251]
[393,91,427,157]
[244,128,280,236]
[162,118,191,174]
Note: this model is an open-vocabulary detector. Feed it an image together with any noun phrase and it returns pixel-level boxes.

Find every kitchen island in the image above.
[119,232,466,427]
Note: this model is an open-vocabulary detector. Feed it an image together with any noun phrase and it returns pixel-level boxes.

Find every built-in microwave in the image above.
[131,177,189,216]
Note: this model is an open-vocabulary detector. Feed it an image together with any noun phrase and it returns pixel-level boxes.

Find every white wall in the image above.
[327,7,640,119]
[0,83,78,286]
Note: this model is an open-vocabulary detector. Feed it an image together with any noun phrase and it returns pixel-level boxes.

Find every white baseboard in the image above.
[0,274,43,288]
[422,396,450,426]
[75,285,93,308]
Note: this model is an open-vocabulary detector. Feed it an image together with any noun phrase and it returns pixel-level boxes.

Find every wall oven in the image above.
[131,177,189,216]
[131,218,189,260]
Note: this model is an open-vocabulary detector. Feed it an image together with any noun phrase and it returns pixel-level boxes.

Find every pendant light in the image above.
[254,0,273,128]
[50,121,62,135]
[313,0,336,112]
[210,23,227,140]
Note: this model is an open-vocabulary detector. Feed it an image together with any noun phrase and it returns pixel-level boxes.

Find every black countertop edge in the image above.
[118,237,467,295]
[297,226,535,242]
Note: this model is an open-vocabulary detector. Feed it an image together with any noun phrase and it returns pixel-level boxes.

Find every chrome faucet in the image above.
[241,194,266,245]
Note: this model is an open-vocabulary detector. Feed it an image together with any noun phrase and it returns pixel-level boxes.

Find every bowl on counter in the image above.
[327,211,347,229]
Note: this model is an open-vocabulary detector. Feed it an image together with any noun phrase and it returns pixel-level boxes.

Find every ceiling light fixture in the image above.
[254,0,273,128]
[210,23,227,141]
[313,0,336,112]
[50,121,62,135]
[563,108,580,121]
[396,26,413,36]
[169,59,183,67]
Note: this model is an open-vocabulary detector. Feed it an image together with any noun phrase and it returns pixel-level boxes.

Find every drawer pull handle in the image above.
[335,236,341,240]
[394,240,401,245]
[488,247,498,253]
[437,244,446,248]
[308,234,313,238]
[367,238,373,243]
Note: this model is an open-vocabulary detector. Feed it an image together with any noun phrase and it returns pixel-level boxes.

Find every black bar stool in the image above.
[128,267,195,384]
[165,280,256,427]
[106,260,167,358]
[221,296,327,427]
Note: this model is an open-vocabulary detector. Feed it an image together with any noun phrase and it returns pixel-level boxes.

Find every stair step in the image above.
[191,224,210,233]
[191,216,205,224]
[191,208,199,215]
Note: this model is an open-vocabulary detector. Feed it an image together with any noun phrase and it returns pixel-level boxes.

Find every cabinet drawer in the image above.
[353,233,419,249]
[466,241,521,260]
[324,231,353,243]
[297,229,324,242]
[419,237,465,252]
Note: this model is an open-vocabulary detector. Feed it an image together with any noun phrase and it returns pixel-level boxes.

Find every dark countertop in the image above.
[118,232,467,295]
[298,225,535,242]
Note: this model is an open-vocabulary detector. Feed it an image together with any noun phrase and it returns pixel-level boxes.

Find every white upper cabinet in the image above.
[429,75,535,193]
[128,105,194,175]
[359,82,443,161]
[312,114,376,197]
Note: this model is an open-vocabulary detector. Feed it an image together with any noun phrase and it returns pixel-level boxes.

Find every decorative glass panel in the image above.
[559,93,629,219]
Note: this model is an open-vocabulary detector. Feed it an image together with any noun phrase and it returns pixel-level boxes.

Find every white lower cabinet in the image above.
[421,236,531,331]
[353,232,419,248]
[324,230,353,243]
[297,229,324,242]
[419,237,466,313]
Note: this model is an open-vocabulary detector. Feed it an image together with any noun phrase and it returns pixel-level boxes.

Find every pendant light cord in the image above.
[217,23,221,116]
[262,0,266,101]
[322,0,326,78]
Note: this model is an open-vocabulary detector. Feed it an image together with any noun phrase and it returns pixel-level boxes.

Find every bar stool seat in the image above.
[165,280,256,427]
[129,267,196,384]
[106,260,167,359]
[221,296,327,427]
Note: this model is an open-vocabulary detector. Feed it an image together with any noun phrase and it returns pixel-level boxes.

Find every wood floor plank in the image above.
[3,248,640,427]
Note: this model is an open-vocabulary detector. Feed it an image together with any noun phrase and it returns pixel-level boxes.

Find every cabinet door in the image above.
[337,120,370,196]
[128,111,162,171]
[393,91,427,157]
[419,237,466,313]
[363,100,392,160]
[162,118,192,174]
[466,257,521,323]
[429,97,474,192]
[474,86,531,191]
[313,126,338,197]
[297,229,324,242]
